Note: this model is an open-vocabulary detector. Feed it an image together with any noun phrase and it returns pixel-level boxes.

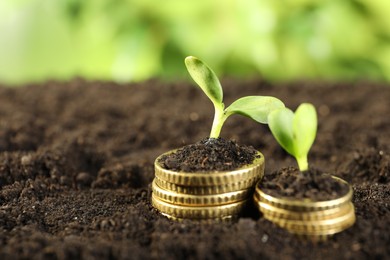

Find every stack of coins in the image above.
[253,176,356,240]
[152,151,265,220]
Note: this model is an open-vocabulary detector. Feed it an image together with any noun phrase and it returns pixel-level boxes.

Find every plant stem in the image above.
[297,156,309,172]
[209,105,227,138]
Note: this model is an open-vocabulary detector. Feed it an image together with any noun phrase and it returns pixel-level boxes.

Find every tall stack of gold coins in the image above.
[253,176,356,240]
[152,151,265,220]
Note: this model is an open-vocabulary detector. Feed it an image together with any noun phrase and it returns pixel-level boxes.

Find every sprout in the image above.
[267,103,317,172]
[185,56,285,138]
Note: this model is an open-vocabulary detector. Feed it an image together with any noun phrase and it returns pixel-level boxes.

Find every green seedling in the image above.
[185,56,285,138]
[268,103,317,172]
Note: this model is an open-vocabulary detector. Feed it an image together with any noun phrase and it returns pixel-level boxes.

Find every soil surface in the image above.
[260,167,350,201]
[159,138,258,172]
[0,78,389,259]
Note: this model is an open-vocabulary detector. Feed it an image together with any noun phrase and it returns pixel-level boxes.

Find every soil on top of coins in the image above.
[158,138,258,172]
[0,78,389,259]
[260,167,350,201]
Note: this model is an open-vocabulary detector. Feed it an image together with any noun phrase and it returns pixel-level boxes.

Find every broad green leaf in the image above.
[185,56,223,106]
[293,103,317,159]
[268,103,317,171]
[268,108,295,156]
[225,96,285,123]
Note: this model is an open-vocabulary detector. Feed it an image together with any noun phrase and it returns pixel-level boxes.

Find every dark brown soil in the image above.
[0,78,389,259]
[259,167,349,201]
[159,138,258,172]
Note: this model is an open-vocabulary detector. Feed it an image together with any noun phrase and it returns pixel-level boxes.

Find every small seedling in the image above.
[267,103,317,172]
[185,56,285,138]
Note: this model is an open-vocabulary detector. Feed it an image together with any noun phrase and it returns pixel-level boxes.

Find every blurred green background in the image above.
[1,0,389,85]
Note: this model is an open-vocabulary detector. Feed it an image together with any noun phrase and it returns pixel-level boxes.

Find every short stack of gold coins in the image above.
[152,150,265,220]
[253,176,356,240]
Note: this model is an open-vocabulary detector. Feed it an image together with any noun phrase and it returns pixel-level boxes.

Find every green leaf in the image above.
[293,103,317,160]
[185,56,223,106]
[268,108,295,156]
[225,96,285,123]
[268,103,317,171]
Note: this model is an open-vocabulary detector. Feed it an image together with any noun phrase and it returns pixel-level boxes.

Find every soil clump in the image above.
[159,138,258,172]
[260,167,349,201]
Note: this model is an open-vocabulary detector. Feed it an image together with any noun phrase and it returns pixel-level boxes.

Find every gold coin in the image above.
[152,193,248,219]
[263,211,355,236]
[280,212,356,237]
[261,204,355,236]
[254,195,353,221]
[277,204,355,230]
[155,150,264,186]
[158,212,237,222]
[154,176,258,195]
[253,176,356,238]
[152,179,252,206]
[254,176,353,212]
[254,202,355,237]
